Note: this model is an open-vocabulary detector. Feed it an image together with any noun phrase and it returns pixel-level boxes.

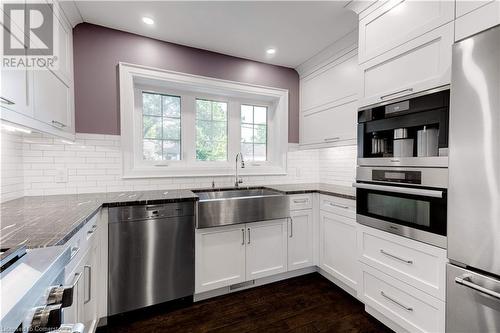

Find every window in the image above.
[241,105,267,161]
[195,99,228,161]
[121,63,288,178]
[142,92,181,160]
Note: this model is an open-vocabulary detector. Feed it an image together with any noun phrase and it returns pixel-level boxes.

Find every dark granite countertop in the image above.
[0,184,354,250]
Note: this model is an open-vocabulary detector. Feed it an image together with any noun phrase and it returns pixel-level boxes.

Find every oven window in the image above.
[367,193,430,227]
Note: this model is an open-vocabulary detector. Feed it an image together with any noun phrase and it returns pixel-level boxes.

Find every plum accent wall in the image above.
[73,23,300,142]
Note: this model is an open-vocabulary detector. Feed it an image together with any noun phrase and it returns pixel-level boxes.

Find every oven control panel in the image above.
[372,170,422,184]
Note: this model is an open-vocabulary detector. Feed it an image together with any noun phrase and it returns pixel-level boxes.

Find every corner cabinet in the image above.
[299,49,359,149]
[0,0,75,139]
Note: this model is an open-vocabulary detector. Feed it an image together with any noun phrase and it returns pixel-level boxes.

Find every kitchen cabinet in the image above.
[358,0,454,64]
[455,0,493,18]
[82,225,99,332]
[246,219,288,280]
[0,0,75,139]
[299,49,359,149]
[455,0,500,41]
[359,22,454,108]
[319,210,358,291]
[287,210,313,271]
[195,224,246,293]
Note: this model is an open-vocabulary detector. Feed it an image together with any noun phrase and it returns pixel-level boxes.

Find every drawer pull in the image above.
[328,202,349,209]
[289,217,293,238]
[381,291,413,312]
[241,228,245,246]
[324,137,340,142]
[380,88,414,100]
[293,199,308,204]
[0,96,15,105]
[455,274,500,300]
[70,246,80,260]
[380,249,413,264]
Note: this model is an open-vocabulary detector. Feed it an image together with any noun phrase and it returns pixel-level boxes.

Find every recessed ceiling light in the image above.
[266,48,276,55]
[142,17,154,25]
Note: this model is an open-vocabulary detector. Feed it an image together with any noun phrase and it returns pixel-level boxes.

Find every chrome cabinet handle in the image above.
[247,228,251,244]
[455,274,500,300]
[87,225,98,238]
[380,249,413,264]
[70,246,80,260]
[390,159,401,163]
[71,272,82,288]
[293,199,308,204]
[241,229,245,246]
[51,120,67,128]
[0,96,15,105]
[289,217,293,238]
[381,291,413,311]
[84,265,91,304]
[324,137,340,142]
[353,182,444,198]
[380,88,414,100]
[328,202,349,209]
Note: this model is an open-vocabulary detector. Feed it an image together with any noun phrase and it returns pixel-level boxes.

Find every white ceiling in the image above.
[72,1,357,68]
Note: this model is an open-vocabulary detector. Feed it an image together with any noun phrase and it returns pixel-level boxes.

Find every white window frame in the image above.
[119,62,288,178]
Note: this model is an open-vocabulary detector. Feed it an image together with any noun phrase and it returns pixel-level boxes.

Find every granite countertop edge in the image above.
[2,184,354,249]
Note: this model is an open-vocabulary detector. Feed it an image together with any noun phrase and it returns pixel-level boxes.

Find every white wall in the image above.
[1,131,24,202]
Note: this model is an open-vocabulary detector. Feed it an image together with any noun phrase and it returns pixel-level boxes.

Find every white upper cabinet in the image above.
[359,22,453,107]
[358,0,454,64]
[195,225,246,293]
[455,0,500,41]
[287,210,313,271]
[246,219,288,280]
[299,47,359,148]
[51,0,74,85]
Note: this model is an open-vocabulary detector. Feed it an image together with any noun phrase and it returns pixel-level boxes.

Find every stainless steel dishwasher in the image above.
[108,202,195,316]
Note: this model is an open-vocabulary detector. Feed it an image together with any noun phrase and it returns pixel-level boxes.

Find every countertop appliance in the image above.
[354,166,448,248]
[0,245,82,333]
[357,87,449,167]
[446,25,500,332]
[108,202,195,316]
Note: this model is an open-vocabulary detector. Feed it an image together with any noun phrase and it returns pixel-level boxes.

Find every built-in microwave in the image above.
[354,166,447,248]
[357,86,450,167]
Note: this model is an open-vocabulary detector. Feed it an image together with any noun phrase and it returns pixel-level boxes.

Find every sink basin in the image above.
[196,188,289,228]
[196,188,282,201]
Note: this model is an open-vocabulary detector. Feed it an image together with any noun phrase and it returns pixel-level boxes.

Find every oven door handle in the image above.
[353,183,444,198]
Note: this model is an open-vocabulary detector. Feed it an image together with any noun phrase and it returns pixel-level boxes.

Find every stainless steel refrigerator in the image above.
[447,25,500,332]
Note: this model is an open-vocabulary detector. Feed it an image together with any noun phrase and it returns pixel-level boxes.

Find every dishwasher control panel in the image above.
[109,202,195,222]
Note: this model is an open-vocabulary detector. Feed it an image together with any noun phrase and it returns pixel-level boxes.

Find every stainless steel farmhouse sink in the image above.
[195,188,290,228]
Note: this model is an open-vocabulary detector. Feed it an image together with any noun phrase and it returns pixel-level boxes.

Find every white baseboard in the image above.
[365,305,408,333]
[317,268,358,299]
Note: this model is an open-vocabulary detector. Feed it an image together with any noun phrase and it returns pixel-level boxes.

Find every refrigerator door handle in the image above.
[455,274,500,300]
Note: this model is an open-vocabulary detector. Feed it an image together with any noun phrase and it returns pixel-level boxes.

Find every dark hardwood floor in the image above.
[99,273,393,333]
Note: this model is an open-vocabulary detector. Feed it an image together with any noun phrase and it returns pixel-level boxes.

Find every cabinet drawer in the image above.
[289,194,312,210]
[64,214,98,277]
[358,225,447,300]
[359,22,453,108]
[319,195,355,219]
[361,264,445,333]
[359,0,454,63]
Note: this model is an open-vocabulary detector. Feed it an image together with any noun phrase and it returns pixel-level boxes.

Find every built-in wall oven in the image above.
[355,88,450,249]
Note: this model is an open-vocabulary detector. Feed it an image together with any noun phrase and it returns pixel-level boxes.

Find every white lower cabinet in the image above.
[360,264,445,333]
[287,210,313,271]
[319,210,358,291]
[246,220,288,280]
[195,224,246,293]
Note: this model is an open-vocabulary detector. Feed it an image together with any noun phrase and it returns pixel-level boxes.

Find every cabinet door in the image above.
[288,210,313,271]
[359,22,453,107]
[62,255,85,325]
[33,70,70,129]
[195,225,246,293]
[246,219,287,280]
[300,99,358,146]
[358,0,454,63]
[83,243,98,332]
[455,1,500,41]
[319,211,358,291]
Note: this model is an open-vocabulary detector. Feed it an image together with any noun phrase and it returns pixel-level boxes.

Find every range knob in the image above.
[46,285,75,308]
[29,304,62,333]
[48,323,85,333]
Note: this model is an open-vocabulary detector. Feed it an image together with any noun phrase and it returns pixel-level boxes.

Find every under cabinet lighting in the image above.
[266,48,276,55]
[142,17,154,25]
[1,123,32,134]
